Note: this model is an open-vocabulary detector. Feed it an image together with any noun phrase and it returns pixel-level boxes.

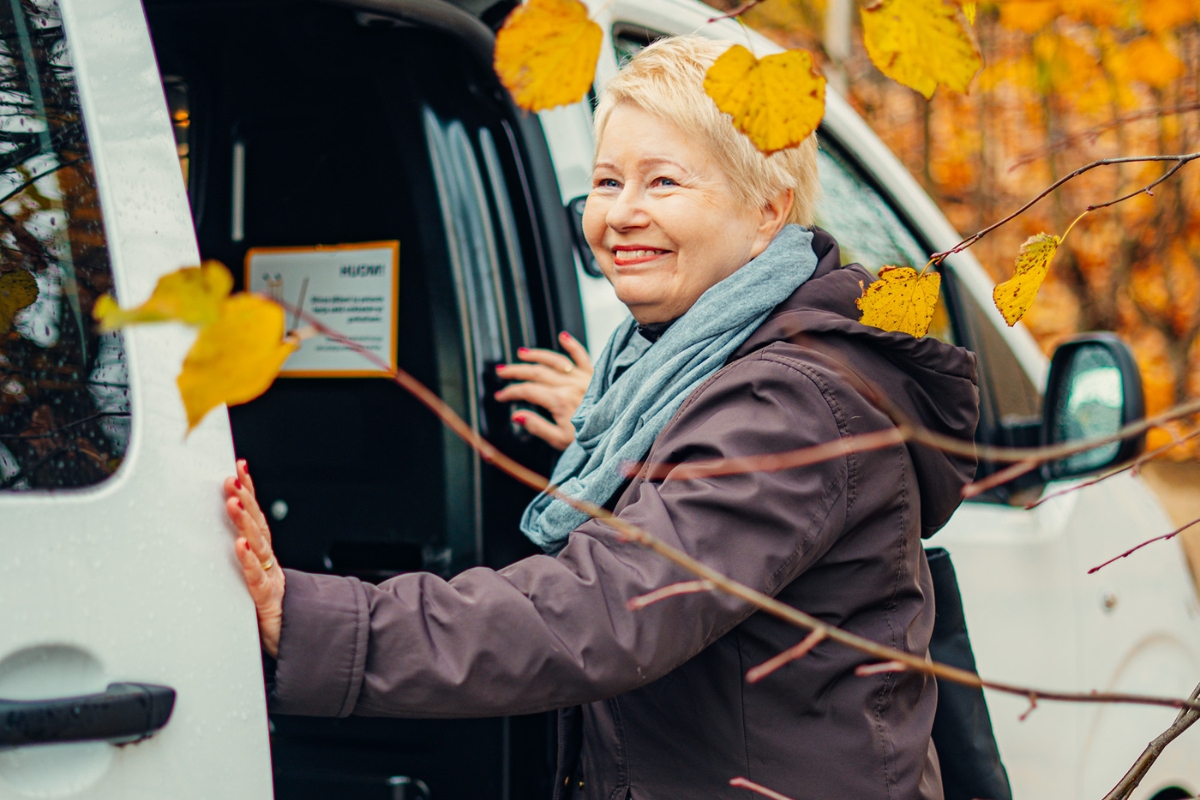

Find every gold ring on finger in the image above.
[260,557,275,571]
[562,364,575,374]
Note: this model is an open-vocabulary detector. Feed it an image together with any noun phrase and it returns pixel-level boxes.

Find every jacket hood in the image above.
[732,228,980,537]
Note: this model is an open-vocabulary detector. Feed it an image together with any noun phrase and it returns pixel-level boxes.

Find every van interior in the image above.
[143,0,578,796]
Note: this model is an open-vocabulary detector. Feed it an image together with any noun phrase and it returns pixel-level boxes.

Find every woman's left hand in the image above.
[495,332,592,451]
[223,459,285,658]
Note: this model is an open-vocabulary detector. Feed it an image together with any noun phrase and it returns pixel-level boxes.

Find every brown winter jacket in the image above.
[269,229,981,800]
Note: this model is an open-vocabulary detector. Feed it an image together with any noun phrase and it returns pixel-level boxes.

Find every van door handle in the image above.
[0,682,176,749]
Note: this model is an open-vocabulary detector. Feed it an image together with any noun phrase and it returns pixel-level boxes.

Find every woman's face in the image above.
[584,103,790,324]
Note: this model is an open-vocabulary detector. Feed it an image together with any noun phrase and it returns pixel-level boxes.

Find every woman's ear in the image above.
[749,188,795,258]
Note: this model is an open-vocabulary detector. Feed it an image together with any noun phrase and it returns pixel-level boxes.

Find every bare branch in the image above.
[1089,516,1200,575]
[729,777,797,800]
[627,579,714,611]
[929,153,1200,265]
[1103,681,1200,800]
[707,0,768,21]
[746,629,826,683]
[963,458,1040,499]
[1008,101,1200,170]
[1019,694,1038,722]
[1025,427,1200,510]
[633,379,1200,485]
[287,306,1200,716]
[855,660,908,677]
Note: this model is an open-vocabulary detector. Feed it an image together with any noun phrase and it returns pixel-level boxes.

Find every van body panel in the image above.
[0,0,273,798]
[566,3,1200,798]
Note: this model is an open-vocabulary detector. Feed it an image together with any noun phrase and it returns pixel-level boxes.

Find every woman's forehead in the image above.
[593,106,711,171]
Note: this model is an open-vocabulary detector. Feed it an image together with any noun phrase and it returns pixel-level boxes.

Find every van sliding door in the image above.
[144,0,574,797]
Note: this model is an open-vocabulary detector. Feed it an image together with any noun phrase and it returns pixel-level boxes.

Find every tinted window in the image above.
[0,0,129,492]
[814,142,954,344]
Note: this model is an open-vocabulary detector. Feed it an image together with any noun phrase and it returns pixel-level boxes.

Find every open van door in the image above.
[0,0,272,797]
[142,0,583,796]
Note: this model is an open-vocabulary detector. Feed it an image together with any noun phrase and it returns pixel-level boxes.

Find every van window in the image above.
[0,0,129,492]
[815,141,954,344]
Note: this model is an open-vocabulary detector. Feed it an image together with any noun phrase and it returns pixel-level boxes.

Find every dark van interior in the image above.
[142,0,579,796]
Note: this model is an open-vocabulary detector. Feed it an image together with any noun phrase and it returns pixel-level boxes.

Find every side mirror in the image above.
[1042,333,1145,481]
[565,194,603,278]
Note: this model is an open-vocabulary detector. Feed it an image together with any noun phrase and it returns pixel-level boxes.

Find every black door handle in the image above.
[0,682,175,749]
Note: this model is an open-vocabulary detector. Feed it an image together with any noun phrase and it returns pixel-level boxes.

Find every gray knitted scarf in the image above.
[519,225,817,551]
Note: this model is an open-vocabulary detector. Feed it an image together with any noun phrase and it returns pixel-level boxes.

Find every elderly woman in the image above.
[224,35,978,800]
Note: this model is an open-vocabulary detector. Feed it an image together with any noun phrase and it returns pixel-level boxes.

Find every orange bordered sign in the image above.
[245,240,400,377]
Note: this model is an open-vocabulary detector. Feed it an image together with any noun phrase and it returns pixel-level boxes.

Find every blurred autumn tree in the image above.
[723,0,1200,455]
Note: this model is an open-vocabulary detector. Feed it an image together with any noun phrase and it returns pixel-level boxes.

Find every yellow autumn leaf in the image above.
[962,0,977,23]
[703,46,826,155]
[94,261,233,332]
[992,233,1061,327]
[856,266,943,337]
[861,0,982,99]
[0,269,38,334]
[493,0,602,112]
[176,294,297,432]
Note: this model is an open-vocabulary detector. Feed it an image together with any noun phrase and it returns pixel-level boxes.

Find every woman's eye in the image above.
[653,177,678,187]
[595,178,620,189]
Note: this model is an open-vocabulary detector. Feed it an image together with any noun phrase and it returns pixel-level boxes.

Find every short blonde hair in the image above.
[593,35,820,227]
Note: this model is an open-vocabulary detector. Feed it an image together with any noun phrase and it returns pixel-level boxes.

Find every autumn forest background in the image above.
[723,0,1200,457]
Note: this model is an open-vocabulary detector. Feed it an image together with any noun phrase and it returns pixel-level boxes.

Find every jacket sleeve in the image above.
[270,352,868,718]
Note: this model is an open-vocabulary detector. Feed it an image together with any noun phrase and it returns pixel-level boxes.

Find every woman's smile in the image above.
[612,246,674,267]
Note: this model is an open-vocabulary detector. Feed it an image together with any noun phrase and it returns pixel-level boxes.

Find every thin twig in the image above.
[633,390,1200,484]
[929,153,1200,265]
[707,0,768,21]
[0,155,87,208]
[855,660,908,677]
[1009,101,1200,170]
[729,777,796,800]
[745,629,826,683]
[1102,681,1200,800]
[1088,516,1200,574]
[963,458,1040,498]
[287,306,1200,716]
[627,579,714,611]
[1026,427,1200,510]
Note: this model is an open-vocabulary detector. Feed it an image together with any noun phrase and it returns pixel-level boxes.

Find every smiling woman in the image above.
[224,34,981,800]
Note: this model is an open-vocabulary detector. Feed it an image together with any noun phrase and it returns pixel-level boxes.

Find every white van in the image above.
[1,0,1197,798]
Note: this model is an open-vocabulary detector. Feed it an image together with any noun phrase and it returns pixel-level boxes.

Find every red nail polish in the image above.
[513,414,527,424]
[235,479,243,490]
[237,500,245,510]
[518,347,529,354]
[560,331,572,340]
[496,363,507,370]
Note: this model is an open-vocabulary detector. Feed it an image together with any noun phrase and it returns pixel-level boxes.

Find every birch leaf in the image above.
[861,0,982,98]
[962,0,977,22]
[493,0,602,112]
[703,45,826,155]
[856,267,943,337]
[94,261,233,332]
[0,269,38,334]
[176,294,297,432]
[993,233,1060,327]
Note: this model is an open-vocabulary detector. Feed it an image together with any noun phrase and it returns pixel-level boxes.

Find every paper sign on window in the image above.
[245,241,399,377]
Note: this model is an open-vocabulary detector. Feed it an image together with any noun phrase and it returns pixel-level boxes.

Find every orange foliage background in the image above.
[721,0,1200,456]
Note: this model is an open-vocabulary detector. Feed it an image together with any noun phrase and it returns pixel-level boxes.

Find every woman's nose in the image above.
[606,186,649,231]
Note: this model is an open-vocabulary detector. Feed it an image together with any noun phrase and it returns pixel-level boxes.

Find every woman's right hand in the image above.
[224,459,285,658]
[494,332,593,451]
